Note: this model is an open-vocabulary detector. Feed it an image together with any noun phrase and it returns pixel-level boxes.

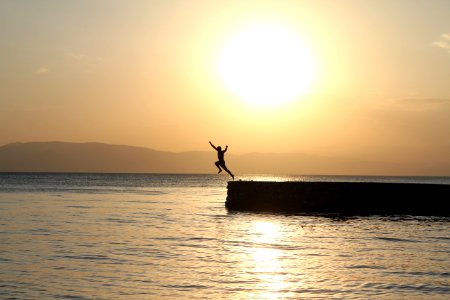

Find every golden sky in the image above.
[1,0,450,166]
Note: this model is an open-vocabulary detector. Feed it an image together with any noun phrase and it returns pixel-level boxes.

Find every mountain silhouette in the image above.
[0,141,448,175]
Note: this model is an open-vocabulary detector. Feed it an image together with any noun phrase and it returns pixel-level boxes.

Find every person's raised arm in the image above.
[209,141,217,151]
[224,145,228,152]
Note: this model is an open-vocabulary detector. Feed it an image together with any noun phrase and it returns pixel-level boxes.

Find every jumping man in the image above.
[209,141,234,180]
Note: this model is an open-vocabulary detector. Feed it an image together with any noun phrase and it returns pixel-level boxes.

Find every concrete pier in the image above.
[226,181,450,216]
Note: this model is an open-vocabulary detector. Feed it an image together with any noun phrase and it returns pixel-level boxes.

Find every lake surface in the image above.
[1,173,449,299]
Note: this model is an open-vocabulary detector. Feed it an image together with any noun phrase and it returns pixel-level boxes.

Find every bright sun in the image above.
[217,24,315,108]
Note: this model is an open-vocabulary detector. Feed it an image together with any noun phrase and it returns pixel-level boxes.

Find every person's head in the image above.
[217,146,222,151]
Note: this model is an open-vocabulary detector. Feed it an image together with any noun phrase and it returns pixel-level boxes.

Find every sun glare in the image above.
[218,24,315,108]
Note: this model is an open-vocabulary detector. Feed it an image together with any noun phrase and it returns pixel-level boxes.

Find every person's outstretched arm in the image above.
[224,145,228,152]
[209,141,217,151]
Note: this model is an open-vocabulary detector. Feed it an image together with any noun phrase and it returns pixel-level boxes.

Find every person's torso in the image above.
[218,150,225,162]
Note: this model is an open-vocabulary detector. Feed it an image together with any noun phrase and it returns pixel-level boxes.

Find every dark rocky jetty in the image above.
[226,181,450,216]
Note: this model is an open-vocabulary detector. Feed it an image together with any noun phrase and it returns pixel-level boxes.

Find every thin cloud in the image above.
[35,67,49,74]
[392,98,450,112]
[401,98,450,105]
[433,33,450,53]
[66,52,86,60]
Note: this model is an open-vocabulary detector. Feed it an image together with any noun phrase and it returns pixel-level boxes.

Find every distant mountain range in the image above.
[0,141,448,175]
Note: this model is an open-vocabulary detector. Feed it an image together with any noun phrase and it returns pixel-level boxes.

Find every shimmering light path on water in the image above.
[1,174,449,299]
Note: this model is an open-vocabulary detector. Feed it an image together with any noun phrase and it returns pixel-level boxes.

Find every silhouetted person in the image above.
[209,141,234,180]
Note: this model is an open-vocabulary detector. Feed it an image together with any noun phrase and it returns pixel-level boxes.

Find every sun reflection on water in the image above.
[246,221,294,299]
[252,221,280,244]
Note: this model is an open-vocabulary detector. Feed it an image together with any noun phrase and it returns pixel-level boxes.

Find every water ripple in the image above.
[1,174,449,299]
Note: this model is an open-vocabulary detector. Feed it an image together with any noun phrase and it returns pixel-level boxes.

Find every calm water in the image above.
[1,173,449,299]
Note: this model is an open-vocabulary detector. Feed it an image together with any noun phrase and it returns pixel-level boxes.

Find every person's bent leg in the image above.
[215,161,222,173]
